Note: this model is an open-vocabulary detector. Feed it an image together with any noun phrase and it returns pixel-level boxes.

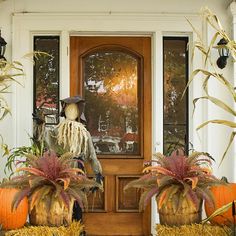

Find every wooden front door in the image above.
[70,36,151,236]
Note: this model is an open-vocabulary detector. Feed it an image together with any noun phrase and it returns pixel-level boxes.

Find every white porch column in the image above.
[229,2,236,182]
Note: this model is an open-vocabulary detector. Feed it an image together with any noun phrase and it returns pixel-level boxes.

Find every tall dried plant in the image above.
[0,59,24,121]
[185,7,236,224]
[0,52,51,168]
[184,7,236,165]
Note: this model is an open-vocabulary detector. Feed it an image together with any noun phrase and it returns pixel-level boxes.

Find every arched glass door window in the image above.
[83,50,140,155]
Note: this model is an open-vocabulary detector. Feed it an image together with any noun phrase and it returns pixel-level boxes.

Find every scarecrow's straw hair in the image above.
[57,120,88,155]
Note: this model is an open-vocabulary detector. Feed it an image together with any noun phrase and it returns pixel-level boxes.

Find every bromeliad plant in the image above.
[1,150,101,226]
[125,149,223,225]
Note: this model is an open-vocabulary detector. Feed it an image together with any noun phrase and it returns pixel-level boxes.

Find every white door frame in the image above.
[12,11,203,234]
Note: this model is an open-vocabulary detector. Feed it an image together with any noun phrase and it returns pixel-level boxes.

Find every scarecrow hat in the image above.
[60,96,86,122]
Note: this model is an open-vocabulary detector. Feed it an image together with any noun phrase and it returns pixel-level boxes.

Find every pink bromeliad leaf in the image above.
[16,167,46,177]
[183,177,198,189]
[143,166,174,176]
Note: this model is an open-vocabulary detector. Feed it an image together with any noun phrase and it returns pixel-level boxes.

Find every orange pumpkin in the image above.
[205,182,236,225]
[0,188,28,230]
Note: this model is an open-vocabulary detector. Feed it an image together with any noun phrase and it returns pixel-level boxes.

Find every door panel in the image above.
[70,36,151,236]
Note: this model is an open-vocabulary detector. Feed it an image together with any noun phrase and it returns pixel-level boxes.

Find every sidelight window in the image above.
[163,37,189,154]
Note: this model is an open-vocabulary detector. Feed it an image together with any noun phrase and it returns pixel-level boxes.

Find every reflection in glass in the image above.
[163,38,188,154]
[84,50,139,155]
[33,36,60,125]
[164,125,187,155]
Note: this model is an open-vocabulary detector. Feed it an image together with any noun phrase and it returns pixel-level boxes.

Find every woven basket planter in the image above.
[29,196,74,227]
[158,197,202,226]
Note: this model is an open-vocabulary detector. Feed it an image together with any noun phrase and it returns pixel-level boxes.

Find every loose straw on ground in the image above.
[156,223,232,236]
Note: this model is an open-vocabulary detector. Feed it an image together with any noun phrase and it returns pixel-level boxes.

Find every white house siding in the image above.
[0,0,234,232]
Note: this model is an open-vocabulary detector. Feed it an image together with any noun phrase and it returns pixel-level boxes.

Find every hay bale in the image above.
[156,223,232,236]
[4,221,84,236]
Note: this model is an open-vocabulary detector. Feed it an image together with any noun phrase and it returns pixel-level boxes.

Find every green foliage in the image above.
[185,7,236,164]
[1,151,101,212]
[3,137,45,177]
[124,149,223,211]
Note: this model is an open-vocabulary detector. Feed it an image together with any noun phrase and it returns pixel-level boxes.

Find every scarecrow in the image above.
[46,96,103,221]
